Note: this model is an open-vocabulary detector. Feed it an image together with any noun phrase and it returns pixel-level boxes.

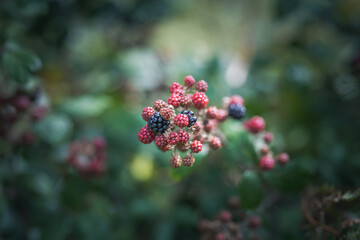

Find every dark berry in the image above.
[181,110,197,127]
[228,103,246,120]
[147,112,170,134]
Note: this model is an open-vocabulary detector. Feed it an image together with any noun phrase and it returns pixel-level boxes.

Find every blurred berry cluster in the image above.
[67,137,107,177]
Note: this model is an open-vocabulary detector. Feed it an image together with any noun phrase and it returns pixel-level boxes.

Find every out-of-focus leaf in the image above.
[61,95,112,118]
[341,189,360,201]
[238,170,264,209]
[35,113,73,144]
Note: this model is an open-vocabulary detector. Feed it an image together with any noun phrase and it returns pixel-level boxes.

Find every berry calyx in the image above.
[153,99,167,111]
[259,155,274,170]
[174,114,189,128]
[244,116,265,134]
[209,137,222,150]
[276,153,289,165]
[160,107,173,120]
[142,107,155,121]
[168,93,181,108]
[138,125,156,144]
[196,80,208,92]
[228,104,246,120]
[177,130,190,144]
[190,140,203,153]
[184,75,195,88]
[147,112,170,134]
[206,106,218,119]
[167,132,180,145]
[192,92,209,109]
[170,155,182,168]
[263,132,274,143]
[182,155,195,167]
[155,135,169,152]
[169,82,183,94]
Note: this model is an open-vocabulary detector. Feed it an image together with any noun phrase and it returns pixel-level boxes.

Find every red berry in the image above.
[218,210,232,222]
[155,135,169,152]
[181,94,193,108]
[169,82,183,94]
[263,132,273,143]
[216,109,228,122]
[177,130,190,144]
[138,125,155,144]
[244,116,265,134]
[174,114,189,128]
[204,120,216,132]
[276,153,289,165]
[260,145,270,155]
[230,95,245,106]
[141,107,155,121]
[167,132,179,145]
[182,155,195,167]
[195,80,208,92]
[170,155,182,168]
[13,96,30,111]
[172,88,184,96]
[160,107,173,120]
[192,92,209,109]
[206,106,218,119]
[168,93,181,108]
[184,75,195,88]
[190,140,203,153]
[94,137,106,151]
[247,216,262,229]
[259,155,274,170]
[153,100,167,111]
[209,137,222,150]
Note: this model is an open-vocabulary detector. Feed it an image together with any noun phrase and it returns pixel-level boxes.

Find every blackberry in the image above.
[228,103,246,120]
[181,110,197,127]
[147,112,170,134]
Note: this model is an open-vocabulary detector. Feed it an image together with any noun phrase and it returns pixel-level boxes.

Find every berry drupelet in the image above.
[147,112,170,134]
[228,103,246,120]
[181,110,197,127]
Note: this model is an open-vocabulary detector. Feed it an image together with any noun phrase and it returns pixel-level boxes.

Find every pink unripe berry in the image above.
[190,140,203,153]
[244,116,266,134]
[259,155,274,170]
[141,107,155,121]
[276,153,290,165]
[174,114,189,128]
[230,95,245,106]
[169,82,183,94]
[184,75,195,88]
[195,80,208,92]
[263,132,273,143]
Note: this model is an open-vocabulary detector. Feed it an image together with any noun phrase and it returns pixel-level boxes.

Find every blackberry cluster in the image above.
[228,103,246,120]
[181,110,197,127]
[147,112,170,134]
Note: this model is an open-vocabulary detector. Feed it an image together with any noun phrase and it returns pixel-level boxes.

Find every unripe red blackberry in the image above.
[141,106,155,121]
[182,155,195,167]
[192,92,209,109]
[138,125,155,144]
[172,88,184,96]
[190,140,203,153]
[218,210,232,222]
[169,82,183,94]
[160,107,173,120]
[184,75,195,88]
[244,116,265,134]
[168,93,181,108]
[170,155,182,168]
[13,96,30,111]
[167,132,179,145]
[276,153,289,165]
[247,216,262,229]
[93,137,106,151]
[195,80,208,92]
[153,100,167,111]
[260,145,270,155]
[181,94,193,108]
[209,137,222,150]
[174,114,189,128]
[177,130,190,144]
[230,95,245,106]
[259,155,274,170]
[206,106,218,119]
[204,120,216,132]
[215,233,226,240]
[216,109,228,122]
[155,135,169,152]
[263,132,273,143]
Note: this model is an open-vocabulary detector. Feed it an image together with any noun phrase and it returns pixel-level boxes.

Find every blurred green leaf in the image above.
[35,113,73,144]
[61,95,112,118]
[238,170,264,209]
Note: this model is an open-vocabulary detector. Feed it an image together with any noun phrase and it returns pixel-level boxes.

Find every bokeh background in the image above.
[1,0,360,239]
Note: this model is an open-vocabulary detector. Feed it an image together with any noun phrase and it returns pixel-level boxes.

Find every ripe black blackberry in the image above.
[228,104,246,120]
[181,110,197,127]
[148,112,170,134]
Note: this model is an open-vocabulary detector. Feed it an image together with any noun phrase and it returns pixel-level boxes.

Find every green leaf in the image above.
[61,95,112,118]
[35,113,73,144]
[341,189,360,201]
[238,170,264,209]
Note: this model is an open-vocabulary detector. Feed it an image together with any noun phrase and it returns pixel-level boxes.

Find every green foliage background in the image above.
[1,0,360,239]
